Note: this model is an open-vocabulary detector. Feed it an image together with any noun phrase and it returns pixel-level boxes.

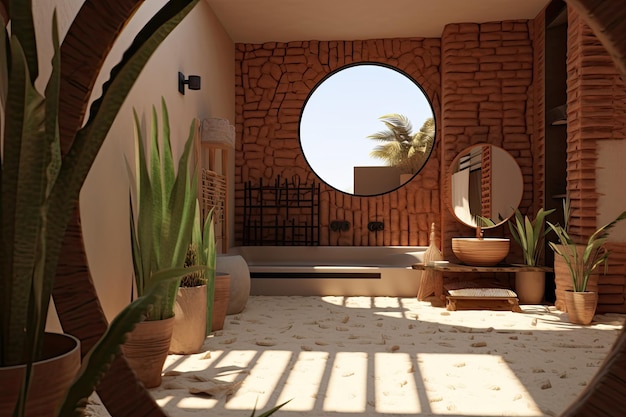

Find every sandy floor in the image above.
[87,296,624,417]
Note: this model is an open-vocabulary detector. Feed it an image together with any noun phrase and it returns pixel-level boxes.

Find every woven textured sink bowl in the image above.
[451,237,510,266]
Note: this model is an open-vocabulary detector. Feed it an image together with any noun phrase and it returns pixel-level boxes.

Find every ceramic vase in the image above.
[216,254,251,314]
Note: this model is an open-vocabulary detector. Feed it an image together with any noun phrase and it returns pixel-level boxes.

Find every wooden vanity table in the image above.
[412,262,552,311]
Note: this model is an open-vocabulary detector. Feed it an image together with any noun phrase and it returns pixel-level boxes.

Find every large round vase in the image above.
[216,254,251,314]
[122,317,174,388]
[564,291,598,325]
[0,333,80,417]
[170,285,207,354]
[515,271,545,304]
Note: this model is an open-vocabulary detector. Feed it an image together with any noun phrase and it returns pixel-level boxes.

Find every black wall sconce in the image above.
[178,72,201,94]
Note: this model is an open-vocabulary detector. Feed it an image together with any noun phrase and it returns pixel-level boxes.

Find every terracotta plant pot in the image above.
[515,271,545,304]
[0,333,80,417]
[170,285,208,354]
[212,273,231,332]
[122,317,174,388]
[564,290,598,325]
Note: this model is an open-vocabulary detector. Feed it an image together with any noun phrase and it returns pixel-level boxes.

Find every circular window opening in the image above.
[299,63,436,196]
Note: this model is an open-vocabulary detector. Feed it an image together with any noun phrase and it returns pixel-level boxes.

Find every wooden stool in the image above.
[446,288,521,312]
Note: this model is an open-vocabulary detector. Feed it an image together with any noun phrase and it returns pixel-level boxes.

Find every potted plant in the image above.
[170,202,218,354]
[169,244,209,354]
[191,204,231,334]
[0,0,200,415]
[548,203,626,324]
[508,207,555,304]
[124,99,198,387]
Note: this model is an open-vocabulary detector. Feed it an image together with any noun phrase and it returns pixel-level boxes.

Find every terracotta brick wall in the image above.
[440,21,536,259]
[231,9,626,310]
[235,39,442,246]
[566,6,626,312]
[235,23,540,250]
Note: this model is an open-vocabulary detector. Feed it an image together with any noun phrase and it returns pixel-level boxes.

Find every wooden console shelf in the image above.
[411,263,552,311]
[412,262,552,273]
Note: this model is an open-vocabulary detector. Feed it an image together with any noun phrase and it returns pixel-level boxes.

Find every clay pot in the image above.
[211,273,230,332]
[170,285,208,354]
[0,333,80,417]
[564,290,598,325]
[122,317,174,388]
[515,271,545,304]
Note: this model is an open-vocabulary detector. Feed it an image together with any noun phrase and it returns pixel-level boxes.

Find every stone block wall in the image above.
[235,39,443,246]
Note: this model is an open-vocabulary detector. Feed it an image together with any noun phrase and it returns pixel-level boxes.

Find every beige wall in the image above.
[35,0,235,325]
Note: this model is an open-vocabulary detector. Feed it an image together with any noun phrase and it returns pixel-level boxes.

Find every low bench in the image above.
[446,288,521,312]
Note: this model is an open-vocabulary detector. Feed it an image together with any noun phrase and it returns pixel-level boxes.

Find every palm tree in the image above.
[367,114,435,174]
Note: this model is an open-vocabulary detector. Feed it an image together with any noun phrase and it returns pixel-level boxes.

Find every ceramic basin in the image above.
[451,237,510,266]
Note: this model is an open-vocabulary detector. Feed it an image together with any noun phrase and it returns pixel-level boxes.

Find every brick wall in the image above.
[440,21,536,258]
[532,8,547,215]
[235,23,540,250]
[566,6,626,312]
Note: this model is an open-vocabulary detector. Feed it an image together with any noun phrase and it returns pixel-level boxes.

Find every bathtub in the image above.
[230,246,425,297]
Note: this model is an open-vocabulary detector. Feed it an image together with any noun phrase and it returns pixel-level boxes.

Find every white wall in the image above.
[35,0,235,326]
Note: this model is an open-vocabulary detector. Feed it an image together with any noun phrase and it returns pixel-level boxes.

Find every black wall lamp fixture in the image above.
[178,72,201,94]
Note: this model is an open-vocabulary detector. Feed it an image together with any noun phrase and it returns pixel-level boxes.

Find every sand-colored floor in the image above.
[88,296,624,417]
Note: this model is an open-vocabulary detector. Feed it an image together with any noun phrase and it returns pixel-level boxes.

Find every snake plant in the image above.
[129,98,198,321]
[0,0,200,415]
[190,203,218,334]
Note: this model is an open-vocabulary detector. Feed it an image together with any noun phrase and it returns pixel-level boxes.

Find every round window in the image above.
[299,63,436,196]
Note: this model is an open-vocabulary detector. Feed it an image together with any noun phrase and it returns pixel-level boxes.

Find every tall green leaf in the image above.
[508,207,555,266]
[130,99,198,320]
[42,0,201,326]
[1,1,202,415]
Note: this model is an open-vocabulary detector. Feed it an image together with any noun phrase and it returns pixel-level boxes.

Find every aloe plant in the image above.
[508,207,555,266]
[548,209,626,292]
[0,0,200,414]
[129,98,198,320]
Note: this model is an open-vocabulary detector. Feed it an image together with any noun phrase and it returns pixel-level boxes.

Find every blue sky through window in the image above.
[300,64,434,194]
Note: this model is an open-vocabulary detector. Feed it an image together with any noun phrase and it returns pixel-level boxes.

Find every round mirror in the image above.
[449,144,523,229]
[299,63,436,196]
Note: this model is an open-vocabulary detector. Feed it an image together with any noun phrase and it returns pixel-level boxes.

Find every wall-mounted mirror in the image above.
[449,144,523,229]
[299,63,436,196]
